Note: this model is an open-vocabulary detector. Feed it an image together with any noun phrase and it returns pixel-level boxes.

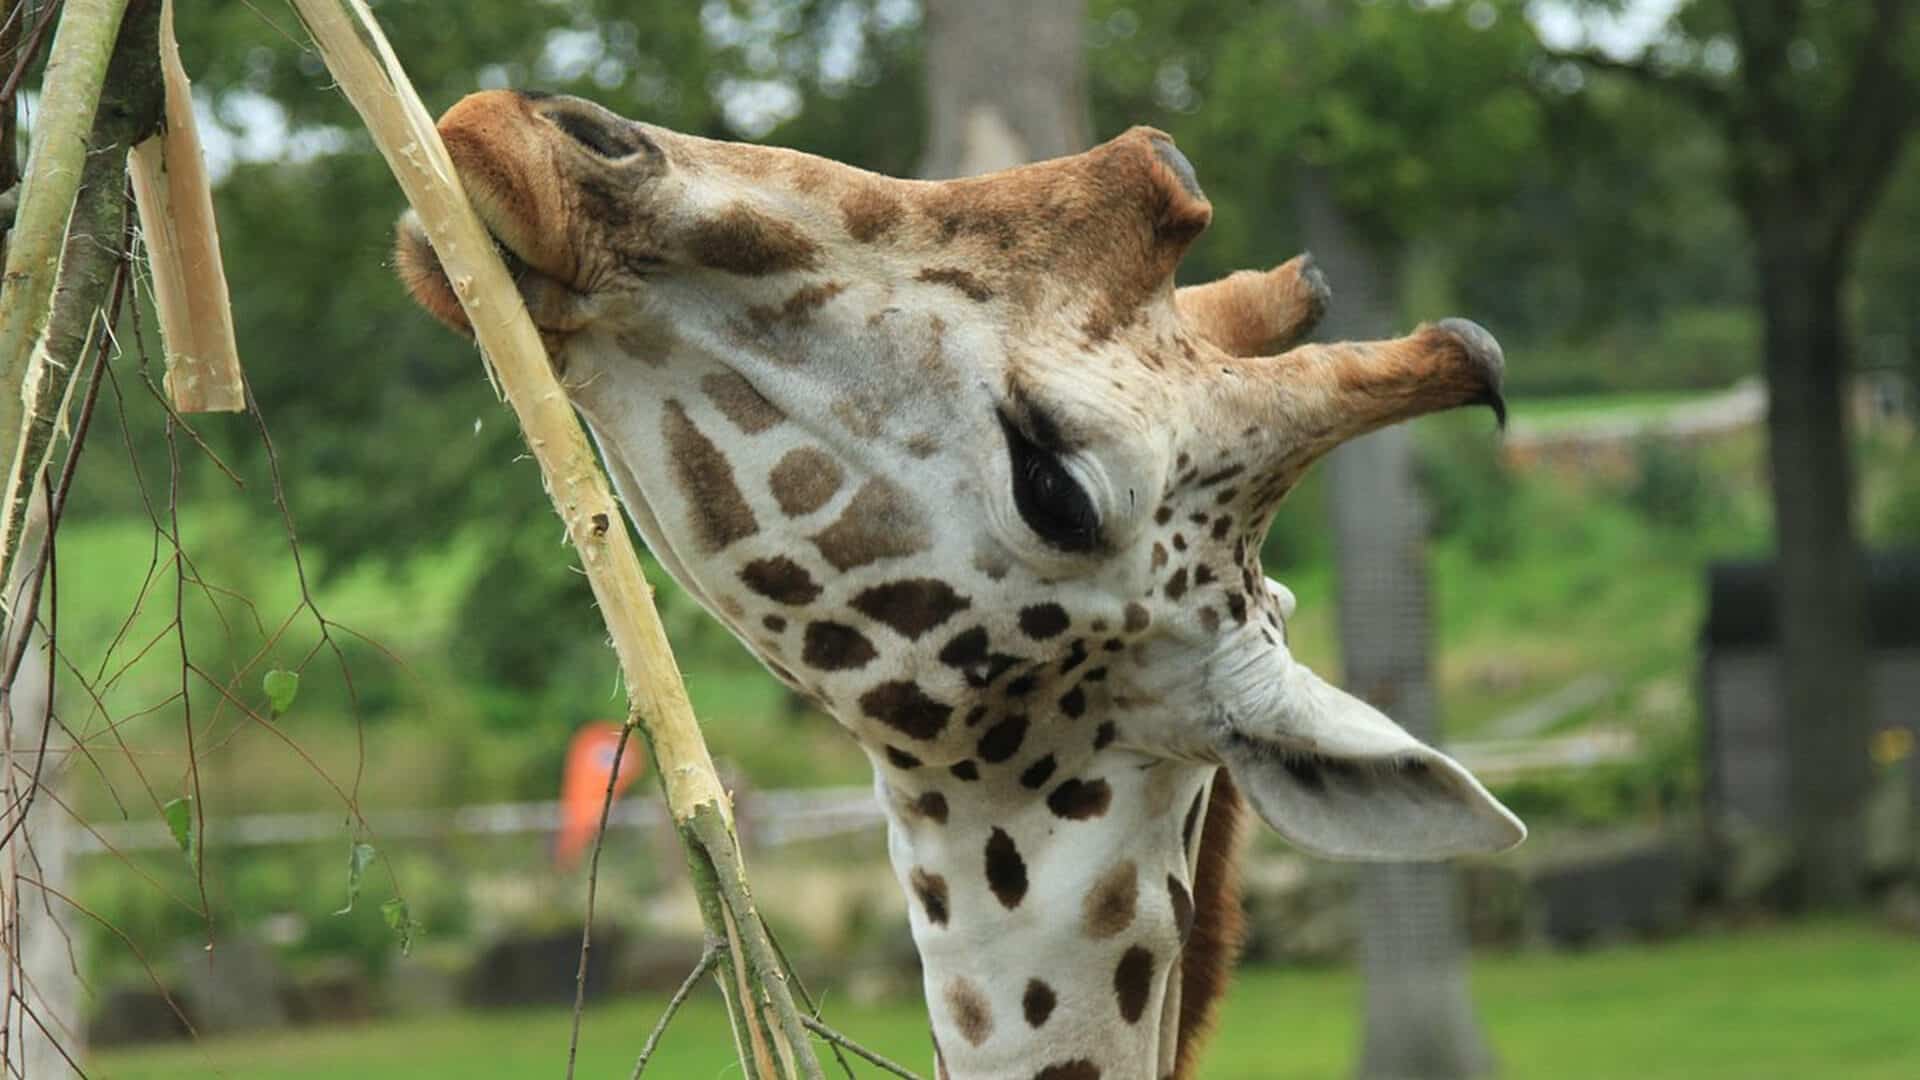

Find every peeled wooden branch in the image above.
[287,3,822,1075]
[129,0,244,415]
[0,0,131,603]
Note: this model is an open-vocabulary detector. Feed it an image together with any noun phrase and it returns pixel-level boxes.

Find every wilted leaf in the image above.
[264,669,299,715]
[381,898,419,956]
[336,842,376,915]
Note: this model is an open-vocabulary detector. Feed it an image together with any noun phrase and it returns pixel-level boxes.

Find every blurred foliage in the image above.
[1625,437,1727,532]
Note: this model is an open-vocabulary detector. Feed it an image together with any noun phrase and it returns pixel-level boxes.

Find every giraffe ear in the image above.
[1214,660,1525,861]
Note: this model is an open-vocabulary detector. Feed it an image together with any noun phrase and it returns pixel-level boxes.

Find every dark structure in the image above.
[1701,555,1920,858]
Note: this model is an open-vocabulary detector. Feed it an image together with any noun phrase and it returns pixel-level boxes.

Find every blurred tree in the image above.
[919,0,1087,176]
[1555,0,1920,909]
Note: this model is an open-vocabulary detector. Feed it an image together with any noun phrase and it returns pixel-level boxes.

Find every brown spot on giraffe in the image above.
[738,556,820,605]
[802,621,877,671]
[840,183,904,242]
[700,371,784,434]
[914,790,950,824]
[1113,945,1155,1024]
[851,579,972,640]
[912,868,950,926]
[946,978,994,1047]
[747,280,847,332]
[977,714,1029,764]
[916,266,995,302]
[661,401,756,551]
[811,479,931,571]
[1022,978,1057,1028]
[1018,603,1070,640]
[768,447,844,517]
[686,203,819,276]
[860,681,952,741]
[1048,777,1113,820]
[1082,860,1139,939]
[984,828,1028,909]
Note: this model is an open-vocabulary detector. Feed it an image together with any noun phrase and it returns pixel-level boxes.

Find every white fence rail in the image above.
[72,730,1636,857]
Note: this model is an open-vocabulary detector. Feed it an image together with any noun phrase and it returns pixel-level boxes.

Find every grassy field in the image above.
[93,921,1920,1079]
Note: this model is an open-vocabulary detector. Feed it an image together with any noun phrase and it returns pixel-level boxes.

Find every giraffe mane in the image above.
[1175,768,1248,1080]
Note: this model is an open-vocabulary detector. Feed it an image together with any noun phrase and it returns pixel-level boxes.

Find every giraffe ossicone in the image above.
[398,90,1524,1080]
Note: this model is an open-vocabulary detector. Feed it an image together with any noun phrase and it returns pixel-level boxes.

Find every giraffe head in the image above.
[399,90,1523,1079]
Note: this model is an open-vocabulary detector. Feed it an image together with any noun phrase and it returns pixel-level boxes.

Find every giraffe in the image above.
[397,90,1525,1080]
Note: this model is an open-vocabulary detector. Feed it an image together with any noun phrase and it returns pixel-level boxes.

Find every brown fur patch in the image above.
[1047,777,1113,820]
[1022,979,1057,1027]
[738,556,820,605]
[1114,945,1155,1024]
[914,790,950,824]
[912,868,950,926]
[840,183,904,242]
[850,579,972,640]
[811,479,931,571]
[801,621,877,671]
[769,447,844,517]
[976,714,1029,764]
[661,401,757,551]
[685,204,819,276]
[859,680,952,741]
[1082,860,1139,939]
[700,371,783,433]
[747,280,846,332]
[946,978,994,1047]
[1173,770,1247,1080]
[916,266,995,302]
[984,827,1028,909]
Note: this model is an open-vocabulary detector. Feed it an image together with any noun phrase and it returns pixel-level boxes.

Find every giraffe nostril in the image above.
[547,108,643,160]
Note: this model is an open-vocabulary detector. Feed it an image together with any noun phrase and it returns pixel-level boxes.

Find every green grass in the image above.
[1507,389,1720,432]
[93,922,1920,1079]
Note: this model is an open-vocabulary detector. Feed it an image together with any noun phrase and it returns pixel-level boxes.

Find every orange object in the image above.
[555,721,647,870]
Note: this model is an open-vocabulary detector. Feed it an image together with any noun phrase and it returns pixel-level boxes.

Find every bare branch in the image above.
[630,939,727,1078]
[798,1016,922,1080]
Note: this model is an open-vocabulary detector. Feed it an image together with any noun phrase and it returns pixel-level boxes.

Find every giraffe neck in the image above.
[878,737,1216,1080]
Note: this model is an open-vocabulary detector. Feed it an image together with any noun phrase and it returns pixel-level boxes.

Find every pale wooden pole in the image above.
[286,3,820,1075]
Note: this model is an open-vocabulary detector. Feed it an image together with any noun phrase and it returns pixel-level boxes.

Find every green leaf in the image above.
[381,898,419,957]
[161,797,195,867]
[263,669,300,716]
[336,842,376,915]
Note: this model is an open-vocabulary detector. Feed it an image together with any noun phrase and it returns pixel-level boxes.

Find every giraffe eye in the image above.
[999,411,1100,552]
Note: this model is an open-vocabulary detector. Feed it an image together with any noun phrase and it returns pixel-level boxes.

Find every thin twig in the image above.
[764,920,856,1080]
[798,1016,921,1080]
[565,721,633,1080]
[630,938,726,1079]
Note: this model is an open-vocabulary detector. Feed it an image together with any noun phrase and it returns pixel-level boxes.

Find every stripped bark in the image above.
[129,0,244,415]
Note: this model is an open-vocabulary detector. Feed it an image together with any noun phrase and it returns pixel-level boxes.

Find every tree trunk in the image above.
[1752,219,1872,909]
[1302,168,1494,1080]
[2,487,81,1078]
[917,0,1087,179]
